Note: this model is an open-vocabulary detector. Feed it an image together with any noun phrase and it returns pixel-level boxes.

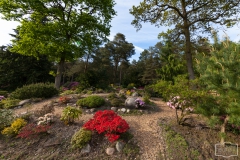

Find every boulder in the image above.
[19,99,31,106]
[81,144,91,154]
[116,141,125,152]
[125,97,137,109]
[106,147,115,155]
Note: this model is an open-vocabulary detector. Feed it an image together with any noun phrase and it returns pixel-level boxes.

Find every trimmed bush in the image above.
[71,128,92,149]
[10,83,58,100]
[1,99,20,109]
[76,96,105,108]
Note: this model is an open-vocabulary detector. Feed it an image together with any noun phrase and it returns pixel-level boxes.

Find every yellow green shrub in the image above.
[1,118,27,136]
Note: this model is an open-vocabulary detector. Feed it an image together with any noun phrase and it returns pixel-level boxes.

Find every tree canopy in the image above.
[130,0,240,80]
[0,0,116,89]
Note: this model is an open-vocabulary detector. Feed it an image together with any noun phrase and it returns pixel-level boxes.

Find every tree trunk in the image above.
[220,115,229,146]
[184,27,195,80]
[55,57,65,89]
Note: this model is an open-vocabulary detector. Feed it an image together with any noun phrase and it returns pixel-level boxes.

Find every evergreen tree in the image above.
[196,39,240,145]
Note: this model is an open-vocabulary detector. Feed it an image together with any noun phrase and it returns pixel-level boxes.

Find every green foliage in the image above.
[60,106,82,125]
[0,109,14,131]
[0,91,8,97]
[127,83,135,90]
[153,75,200,124]
[107,93,117,100]
[10,83,58,100]
[143,95,151,105]
[1,99,20,109]
[110,98,123,107]
[76,96,105,108]
[1,118,27,136]
[0,46,54,91]
[71,128,92,149]
[196,40,240,141]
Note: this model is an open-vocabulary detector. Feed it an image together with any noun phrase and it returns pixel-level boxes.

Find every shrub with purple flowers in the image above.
[135,98,145,108]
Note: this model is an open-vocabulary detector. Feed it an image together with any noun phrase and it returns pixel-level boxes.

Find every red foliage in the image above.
[17,123,51,139]
[83,110,129,142]
[59,96,70,104]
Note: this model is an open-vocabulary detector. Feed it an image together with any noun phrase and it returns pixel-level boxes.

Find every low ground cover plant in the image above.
[71,128,92,149]
[60,106,82,124]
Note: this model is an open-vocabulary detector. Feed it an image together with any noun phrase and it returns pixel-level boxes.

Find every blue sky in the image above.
[1,0,240,61]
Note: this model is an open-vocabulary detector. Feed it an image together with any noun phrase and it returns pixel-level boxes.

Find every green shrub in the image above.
[60,106,82,125]
[1,99,20,109]
[0,109,14,131]
[10,83,59,100]
[143,95,151,104]
[0,91,8,97]
[71,128,92,149]
[76,96,105,108]
[1,118,27,136]
[110,98,123,107]
[107,93,117,100]
[127,83,135,90]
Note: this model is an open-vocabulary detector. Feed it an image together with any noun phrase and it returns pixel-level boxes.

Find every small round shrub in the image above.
[10,83,59,100]
[76,96,105,108]
[0,91,8,97]
[107,93,117,100]
[71,128,92,149]
[110,98,123,107]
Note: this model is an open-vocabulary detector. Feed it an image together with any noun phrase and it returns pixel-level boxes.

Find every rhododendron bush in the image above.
[83,110,129,142]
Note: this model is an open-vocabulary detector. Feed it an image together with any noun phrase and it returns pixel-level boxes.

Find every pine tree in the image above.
[196,39,240,145]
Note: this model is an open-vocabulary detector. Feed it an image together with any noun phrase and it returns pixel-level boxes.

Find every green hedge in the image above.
[10,83,58,100]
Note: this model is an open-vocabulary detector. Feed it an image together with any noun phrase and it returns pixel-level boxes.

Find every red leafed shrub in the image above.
[17,123,51,139]
[59,96,70,104]
[83,110,129,142]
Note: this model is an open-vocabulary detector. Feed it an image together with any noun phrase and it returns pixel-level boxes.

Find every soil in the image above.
[0,94,239,160]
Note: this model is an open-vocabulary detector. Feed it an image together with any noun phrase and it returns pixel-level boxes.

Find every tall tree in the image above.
[0,0,116,89]
[130,0,240,80]
[104,33,135,84]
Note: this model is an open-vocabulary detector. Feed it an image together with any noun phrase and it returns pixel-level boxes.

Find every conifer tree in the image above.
[196,39,240,145]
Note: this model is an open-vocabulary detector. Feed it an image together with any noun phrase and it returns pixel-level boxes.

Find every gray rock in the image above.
[121,108,126,113]
[106,147,115,155]
[19,99,31,106]
[111,107,117,112]
[81,144,91,154]
[116,141,125,152]
[90,108,96,112]
[125,97,137,108]
[126,109,130,113]
[132,92,138,97]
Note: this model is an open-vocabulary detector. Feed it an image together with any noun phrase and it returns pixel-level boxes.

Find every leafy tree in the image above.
[130,0,240,80]
[0,0,116,89]
[196,40,240,145]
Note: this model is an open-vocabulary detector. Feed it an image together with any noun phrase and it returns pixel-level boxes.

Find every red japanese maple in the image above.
[83,110,129,142]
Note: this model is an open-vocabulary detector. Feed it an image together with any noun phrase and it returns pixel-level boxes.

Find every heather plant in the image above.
[110,98,123,107]
[135,98,145,108]
[0,109,14,131]
[71,128,92,149]
[17,123,51,139]
[1,118,27,137]
[60,106,82,125]
[10,83,58,100]
[76,95,105,108]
